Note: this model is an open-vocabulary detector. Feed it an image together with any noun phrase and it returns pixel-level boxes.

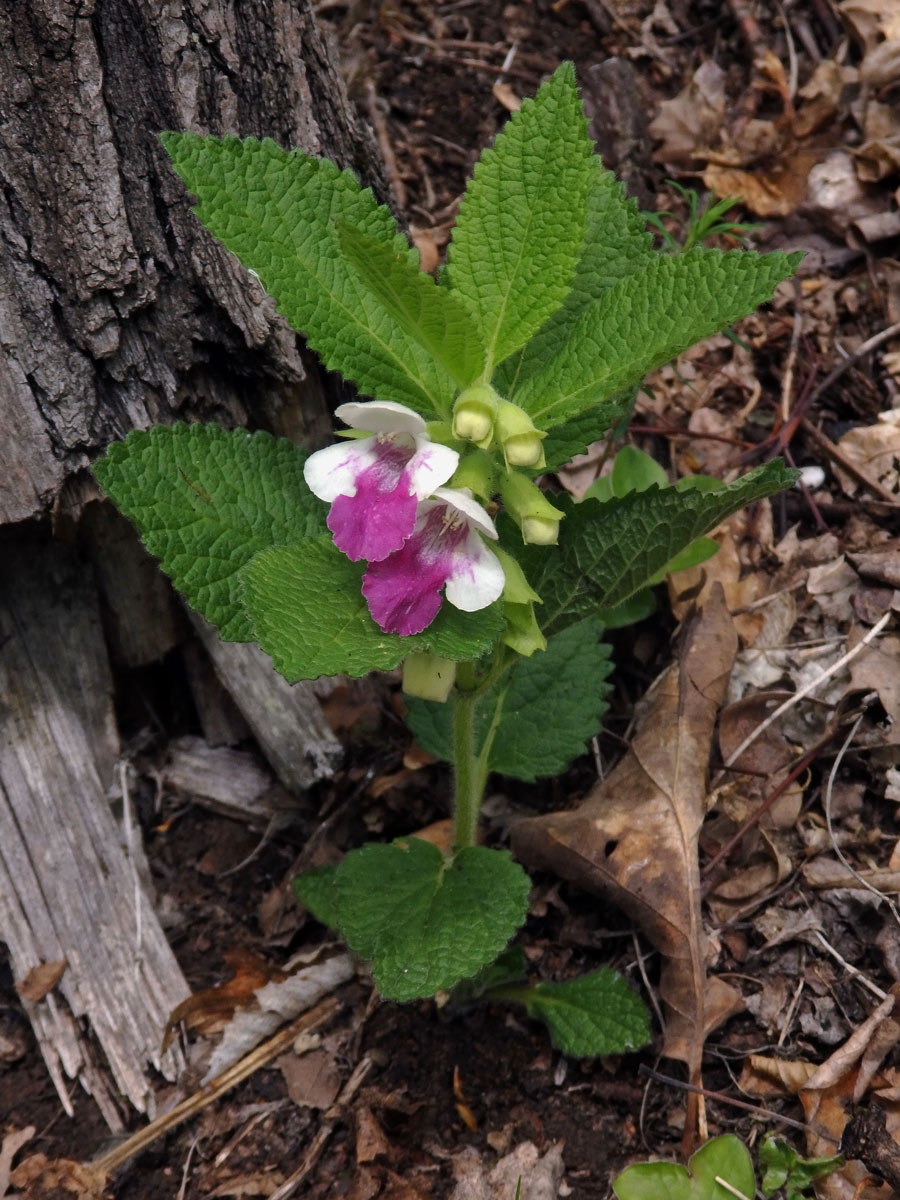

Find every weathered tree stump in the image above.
[0,0,388,1125]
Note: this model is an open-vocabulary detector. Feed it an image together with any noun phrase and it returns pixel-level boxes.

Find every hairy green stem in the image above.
[452,661,480,852]
[452,653,516,853]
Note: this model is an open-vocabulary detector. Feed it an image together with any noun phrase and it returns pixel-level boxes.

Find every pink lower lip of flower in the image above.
[327,441,418,562]
[362,494,504,636]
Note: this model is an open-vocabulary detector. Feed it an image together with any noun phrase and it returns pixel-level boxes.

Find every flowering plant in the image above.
[94,64,799,1055]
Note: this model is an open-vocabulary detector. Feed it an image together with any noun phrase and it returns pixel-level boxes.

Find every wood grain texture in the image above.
[0,536,189,1122]
[191,613,342,793]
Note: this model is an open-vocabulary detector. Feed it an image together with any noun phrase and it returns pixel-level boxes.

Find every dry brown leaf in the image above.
[850,633,900,738]
[492,81,521,112]
[355,1104,390,1164]
[647,60,727,164]
[704,149,820,217]
[278,1047,341,1110]
[0,1127,34,1199]
[841,0,900,51]
[836,409,900,500]
[512,587,740,1087]
[668,514,767,642]
[8,1155,106,1200]
[449,1142,564,1200]
[206,1173,287,1198]
[740,1052,818,1096]
[14,959,66,1003]
[163,948,285,1047]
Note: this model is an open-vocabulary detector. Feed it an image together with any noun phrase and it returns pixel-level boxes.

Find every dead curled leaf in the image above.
[512,586,741,1082]
[14,959,66,1003]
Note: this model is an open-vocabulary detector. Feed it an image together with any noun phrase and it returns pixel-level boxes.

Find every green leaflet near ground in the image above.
[511,968,651,1057]
[496,155,653,402]
[333,838,532,1001]
[292,866,340,932]
[531,460,798,633]
[445,62,593,375]
[160,133,456,419]
[613,1136,756,1200]
[240,537,504,679]
[405,618,612,782]
[92,424,324,642]
[515,247,803,429]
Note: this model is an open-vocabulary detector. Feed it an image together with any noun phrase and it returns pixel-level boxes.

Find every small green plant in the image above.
[93,63,799,1056]
[613,1135,756,1200]
[759,1135,843,1199]
[643,181,762,253]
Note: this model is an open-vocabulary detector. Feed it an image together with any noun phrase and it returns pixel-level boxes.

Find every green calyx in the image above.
[402,652,458,703]
[496,400,547,469]
[494,546,546,657]
[502,602,547,656]
[500,473,565,546]
[452,383,502,447]
[450,450,497,505]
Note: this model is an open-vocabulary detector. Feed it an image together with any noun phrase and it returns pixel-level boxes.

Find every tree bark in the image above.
[0,0,386,1126]
[0,0,389,524]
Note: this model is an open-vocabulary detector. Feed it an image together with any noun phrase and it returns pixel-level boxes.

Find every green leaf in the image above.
[160,133,456,418]
[336,221,484,388]
[648,535,719,582]
[532,460,798,632]
[497,155,653,401]
[333,838,531,1000]
[509,967,651,1057]
[293,866,340,932]
[240,537,504,679]
[614,1136,756,1200]
[514,248,803,429]
[597,590,657,629]
[446,62,593,373]
[451,946,528,1005]
[540,396,634,472]
[759,1136,843,1199]
[92,424,324,642]
[406,618,612,782]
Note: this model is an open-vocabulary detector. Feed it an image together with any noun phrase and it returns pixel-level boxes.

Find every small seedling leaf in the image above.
[514,967,651,1057]
[613,1135,755,1200]
[333,839,531,1000]
[92,424,324,641]
[759,1135,844,1199]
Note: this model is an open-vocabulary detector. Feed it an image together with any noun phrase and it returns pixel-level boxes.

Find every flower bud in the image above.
[500,473,564,546]
[522,515,560,545]
[401,653,457,703]
[452,384,501,447]
[496,400,546,469]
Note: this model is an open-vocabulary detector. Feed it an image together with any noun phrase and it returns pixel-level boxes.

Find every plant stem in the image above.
[452,661,480,852]
[452,653,516,854]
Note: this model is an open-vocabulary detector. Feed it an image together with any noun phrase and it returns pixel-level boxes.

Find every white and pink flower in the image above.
[303,401,459,562]
[362,487,505,636]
